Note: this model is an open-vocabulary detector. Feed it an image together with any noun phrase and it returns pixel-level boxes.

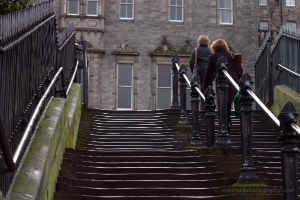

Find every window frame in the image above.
[286,0,295,6]
[156,65,173,110]
[259,0,267,6]
[259,21,269,30]
[67,0,79,15]
[286,22,297,31]
[169,0,184,22]
[33,0,49,5]
[86,0,98,16]
[117,63,133,110]
[119,0,134,20]
[219,0,233,25]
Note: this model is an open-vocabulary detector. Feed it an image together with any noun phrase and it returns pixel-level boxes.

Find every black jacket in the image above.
[189,45,212,73]
[203,50,239,103]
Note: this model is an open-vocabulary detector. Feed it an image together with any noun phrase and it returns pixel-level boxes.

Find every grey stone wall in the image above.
[100,0,257,110]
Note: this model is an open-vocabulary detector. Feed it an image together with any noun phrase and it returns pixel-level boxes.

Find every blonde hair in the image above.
[210,39,230,53]
[197,35,210,46]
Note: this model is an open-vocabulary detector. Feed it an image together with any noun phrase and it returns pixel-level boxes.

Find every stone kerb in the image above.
[8,83,82,200]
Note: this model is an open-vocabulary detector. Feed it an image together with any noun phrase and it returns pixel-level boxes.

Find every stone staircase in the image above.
[53,108,296,199]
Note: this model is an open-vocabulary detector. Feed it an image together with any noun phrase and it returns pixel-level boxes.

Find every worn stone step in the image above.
[65,148,198,156]
[54,191,284,200]
[55,108,291,200]
[60,163,241,174]
[59,170,238,180]
[55,182,217,196]
[57,176,237,188]
[62,154,242,163]
[62,159,223,168]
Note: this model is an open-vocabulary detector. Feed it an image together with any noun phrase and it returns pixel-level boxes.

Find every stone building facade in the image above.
[42,0,298,110]
[257,0,300,42]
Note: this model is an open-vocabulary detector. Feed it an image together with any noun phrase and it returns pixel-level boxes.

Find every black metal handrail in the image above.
[276,64,300,78]
[13,67,63,163]
[66,61,80,95]
[174,62,205,100]
[223,69,281,126]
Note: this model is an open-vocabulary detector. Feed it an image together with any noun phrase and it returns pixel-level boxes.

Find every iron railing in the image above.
[271,25,300,94]
[0,0,88,196]
[255,25,300,108]
[173,54,300,199]
[254,31,272,107]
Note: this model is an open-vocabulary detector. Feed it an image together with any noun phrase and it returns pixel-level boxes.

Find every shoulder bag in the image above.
[231,52,243,77]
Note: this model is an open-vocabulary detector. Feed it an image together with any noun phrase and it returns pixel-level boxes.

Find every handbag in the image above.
[192,47,198,78]
[231,52,243,77]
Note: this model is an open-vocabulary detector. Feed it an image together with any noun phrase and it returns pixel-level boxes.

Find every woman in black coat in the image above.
[202,39,239,130]
[189,35,212,111]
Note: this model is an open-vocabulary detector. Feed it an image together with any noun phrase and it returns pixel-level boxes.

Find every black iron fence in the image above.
[254,31,272,107]
[0,0,88,196]
[254,25,300,107]
[271,26,300,94]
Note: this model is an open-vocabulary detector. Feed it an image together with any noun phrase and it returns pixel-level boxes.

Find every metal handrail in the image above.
[66,61,79,95]
[175,62,205,100]
[13,67,64,163]
[223,70,300,134]
[277,64,300,78]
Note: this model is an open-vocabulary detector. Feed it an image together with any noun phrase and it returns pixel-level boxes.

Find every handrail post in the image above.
[204,86,216,148]
[278,101,299,200]
[190,68,201,145]
[237,73,260,183]
[171,55,180,108]
[178,64,188,125]
[215,56,230,147]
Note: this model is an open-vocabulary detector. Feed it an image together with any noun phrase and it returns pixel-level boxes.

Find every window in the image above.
[286,22,297,31]
[117,64,133,109]
[68,0,79,15]
[33,0,49,5]
[259,0,267,6]
[87,0,98,16]
[157,65,172,109]
[169,0,184,22]
[219,0,233,25]
[259,21,269,30]
[120,0,134,19]
[286,0,295,6]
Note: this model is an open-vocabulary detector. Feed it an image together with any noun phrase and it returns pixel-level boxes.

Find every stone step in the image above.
[62,159,230,168]
[65,148,198,156]
[59,170,237,180]
[60,163,241,174]
[57,176,237,188]
[54,191,284,200]
[62,154,242,163]
[54,108,291,200]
